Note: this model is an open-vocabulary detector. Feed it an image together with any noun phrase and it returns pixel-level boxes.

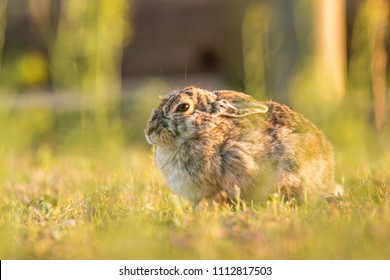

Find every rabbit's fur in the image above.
[145,86,339,205]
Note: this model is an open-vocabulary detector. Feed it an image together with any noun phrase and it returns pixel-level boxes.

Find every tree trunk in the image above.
[370,0,388,131]
[315,0,346,101]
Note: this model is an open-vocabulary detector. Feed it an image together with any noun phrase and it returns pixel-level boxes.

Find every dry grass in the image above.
[1,139,389,260]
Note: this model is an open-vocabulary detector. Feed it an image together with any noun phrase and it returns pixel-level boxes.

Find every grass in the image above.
[1,135,390,260]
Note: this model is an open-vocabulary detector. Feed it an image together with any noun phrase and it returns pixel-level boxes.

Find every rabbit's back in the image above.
[255,102,336,201]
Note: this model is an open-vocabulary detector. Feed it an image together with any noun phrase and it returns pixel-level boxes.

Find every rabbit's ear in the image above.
[213,91,268,118]
[217,100,268,118]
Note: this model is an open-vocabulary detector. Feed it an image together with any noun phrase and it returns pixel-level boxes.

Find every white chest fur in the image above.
[155,147,203,203]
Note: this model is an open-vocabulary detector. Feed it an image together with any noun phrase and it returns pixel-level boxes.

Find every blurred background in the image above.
[1,0,390,260]
[0,0,389,159]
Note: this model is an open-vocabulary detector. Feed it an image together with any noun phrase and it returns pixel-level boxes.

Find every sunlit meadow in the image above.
[1,80,389,259]
[0,0,390,260]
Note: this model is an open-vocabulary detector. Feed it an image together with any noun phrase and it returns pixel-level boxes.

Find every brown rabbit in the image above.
[144,86,341,205]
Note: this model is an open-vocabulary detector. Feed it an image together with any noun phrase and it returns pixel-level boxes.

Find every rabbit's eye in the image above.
[176,103,190,112]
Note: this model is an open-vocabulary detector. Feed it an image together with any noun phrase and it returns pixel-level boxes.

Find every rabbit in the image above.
[144,86,341,205]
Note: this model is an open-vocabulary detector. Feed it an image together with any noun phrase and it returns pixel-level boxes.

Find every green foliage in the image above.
[0,51,49,89]
[242,2,270,100]
[51,0,132,135]
[0,108,55,152]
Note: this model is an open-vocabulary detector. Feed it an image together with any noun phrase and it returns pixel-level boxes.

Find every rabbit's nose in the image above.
[144,124,156,144]
[144,124,154,137]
